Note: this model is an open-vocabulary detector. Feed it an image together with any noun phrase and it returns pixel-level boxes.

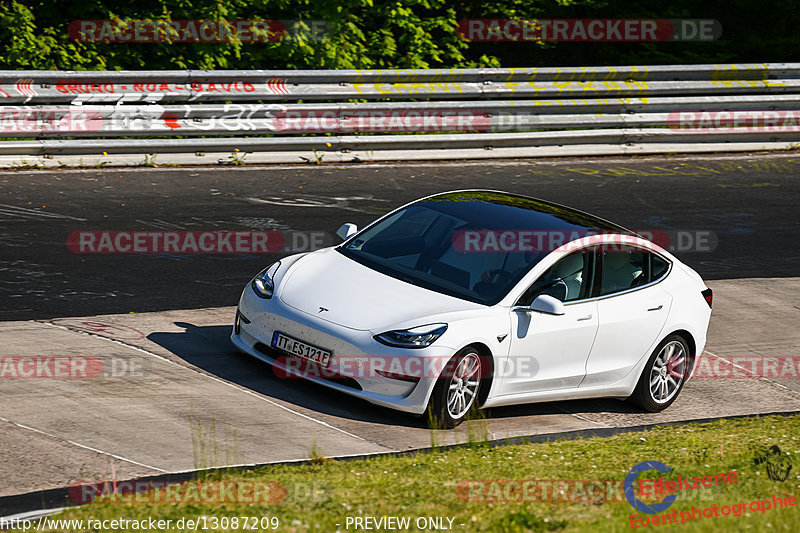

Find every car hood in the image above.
[278,249,482,331]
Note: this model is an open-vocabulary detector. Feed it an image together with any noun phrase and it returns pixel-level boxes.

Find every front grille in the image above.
[254,342,278,359]
[323,377,363,390]
[375,369,421,384]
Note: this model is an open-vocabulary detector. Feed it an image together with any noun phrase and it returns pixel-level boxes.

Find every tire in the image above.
[427,348,483,429]
[628,334,691,412]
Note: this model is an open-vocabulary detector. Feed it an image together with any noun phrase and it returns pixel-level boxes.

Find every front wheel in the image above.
[628,334,691,412]
[427,348,482,429]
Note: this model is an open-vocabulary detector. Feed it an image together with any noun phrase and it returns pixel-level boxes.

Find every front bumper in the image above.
[230,287,453,415]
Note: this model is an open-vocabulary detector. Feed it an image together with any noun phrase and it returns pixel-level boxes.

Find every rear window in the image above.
[652,254,670,281]
[600,246,670,296]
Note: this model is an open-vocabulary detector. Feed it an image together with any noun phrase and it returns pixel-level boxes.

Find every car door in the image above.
[500,250,600,395]
[581,246,673,388]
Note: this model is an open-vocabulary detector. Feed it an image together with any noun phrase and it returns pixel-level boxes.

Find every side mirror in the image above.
[530,294,566,315]
[336,223,358,241]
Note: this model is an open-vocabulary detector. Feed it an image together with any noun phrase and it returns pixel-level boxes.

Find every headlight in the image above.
[374,323,447,349]
[251,261,281,299]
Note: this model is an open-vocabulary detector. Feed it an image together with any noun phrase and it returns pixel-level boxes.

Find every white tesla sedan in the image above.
[232,190,712,427]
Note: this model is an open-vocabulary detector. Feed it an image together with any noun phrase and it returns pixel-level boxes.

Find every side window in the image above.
[517,251,592,305]
[651,253,670,281]
[600,247,648,295]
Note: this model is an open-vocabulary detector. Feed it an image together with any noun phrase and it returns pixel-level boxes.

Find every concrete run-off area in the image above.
[0,277,798,498]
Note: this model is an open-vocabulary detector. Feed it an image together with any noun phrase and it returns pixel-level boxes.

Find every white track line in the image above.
[0,507,67,523]
[0,204,87,221]
[39,320,370,443]
[0,415,166,472]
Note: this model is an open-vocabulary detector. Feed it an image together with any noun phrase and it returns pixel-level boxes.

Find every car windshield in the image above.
[337,191,621,305]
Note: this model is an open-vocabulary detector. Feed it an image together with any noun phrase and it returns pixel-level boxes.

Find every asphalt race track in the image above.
[0,153,799,501]
[1,153,800,319]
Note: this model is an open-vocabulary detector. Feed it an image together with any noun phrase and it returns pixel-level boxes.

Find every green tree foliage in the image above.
[0,0,797,70]
[0,0,470,70]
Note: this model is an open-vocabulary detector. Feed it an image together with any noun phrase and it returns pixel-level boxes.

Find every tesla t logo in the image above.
[318,307,329,313]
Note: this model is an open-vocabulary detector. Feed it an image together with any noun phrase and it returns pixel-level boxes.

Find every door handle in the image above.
[577,314,593,321]
[647,305,663,311]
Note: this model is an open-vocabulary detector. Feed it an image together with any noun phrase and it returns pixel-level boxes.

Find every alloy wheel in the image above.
[649,340,687,403]
[446,353,481,419]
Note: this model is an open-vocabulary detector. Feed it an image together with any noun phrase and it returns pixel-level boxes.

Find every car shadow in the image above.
[482,397,639,424]
[148,321,640,432]
[147,322,429,428]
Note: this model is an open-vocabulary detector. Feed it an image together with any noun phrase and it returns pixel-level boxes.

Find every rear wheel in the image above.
[427,348,482,428]
[628,334,691,412]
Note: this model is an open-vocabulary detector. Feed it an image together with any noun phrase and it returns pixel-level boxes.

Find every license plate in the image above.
[271,331,331,368]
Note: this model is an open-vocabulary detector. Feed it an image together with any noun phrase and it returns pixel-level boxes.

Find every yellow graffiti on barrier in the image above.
[710,79,785,89]
[504,68,537,82]
[357,82,467,95]
[499,80,651,94]
[553,80,582,91]
[707,64,787,88]
[602,80,622,91]
[504,81,523,93]
[354,75,786,96]
[500,97,651,108]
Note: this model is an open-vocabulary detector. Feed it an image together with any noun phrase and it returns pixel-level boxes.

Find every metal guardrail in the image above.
[3,129,800,157]
[1,63,800,165]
